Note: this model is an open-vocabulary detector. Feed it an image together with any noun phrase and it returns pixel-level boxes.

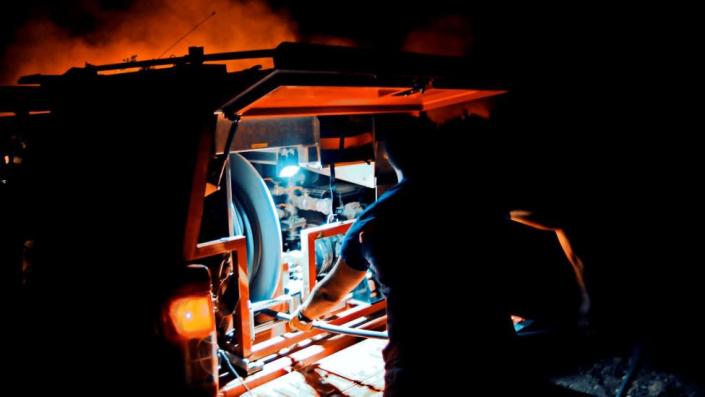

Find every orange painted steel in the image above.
[183,122,215,262]
[304,221,354,296]
[249,300,386,361]
[221,316,388,397]
[180,128,384,379]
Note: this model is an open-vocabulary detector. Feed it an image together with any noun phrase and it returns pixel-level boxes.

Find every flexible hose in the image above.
[312,321,389,340]
[265,310,389,340]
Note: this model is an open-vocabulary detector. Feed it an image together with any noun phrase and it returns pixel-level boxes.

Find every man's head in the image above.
[376,114,436,180]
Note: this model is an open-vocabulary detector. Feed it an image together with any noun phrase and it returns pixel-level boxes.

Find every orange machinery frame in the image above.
[182,124,386,388]
[230,219,386,364]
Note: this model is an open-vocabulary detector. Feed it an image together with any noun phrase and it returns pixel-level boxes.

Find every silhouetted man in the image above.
[289,114,587,396]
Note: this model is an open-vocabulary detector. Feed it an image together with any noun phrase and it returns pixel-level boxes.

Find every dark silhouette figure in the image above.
[290,114,589,396]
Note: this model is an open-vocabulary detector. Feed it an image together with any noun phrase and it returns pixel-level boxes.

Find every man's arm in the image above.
[289,257,367,331]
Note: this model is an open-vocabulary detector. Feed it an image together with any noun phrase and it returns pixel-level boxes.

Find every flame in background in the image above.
[303,35,357,48]
[402,15,474,56]
[2,2,476,84]
[1,0,298,83]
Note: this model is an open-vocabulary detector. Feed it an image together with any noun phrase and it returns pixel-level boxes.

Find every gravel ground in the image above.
[553,356,705,397]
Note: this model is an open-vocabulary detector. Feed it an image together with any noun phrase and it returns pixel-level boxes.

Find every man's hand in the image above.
[287,308,314,332]
[287,257,367,333]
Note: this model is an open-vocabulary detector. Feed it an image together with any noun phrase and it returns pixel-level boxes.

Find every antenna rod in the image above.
[157,11,216,59]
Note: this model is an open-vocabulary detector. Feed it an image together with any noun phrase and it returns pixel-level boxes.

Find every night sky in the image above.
[0,1,505,52]
[0,1,649,81]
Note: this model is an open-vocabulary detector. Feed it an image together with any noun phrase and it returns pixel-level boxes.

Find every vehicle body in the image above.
[3,42,583,395]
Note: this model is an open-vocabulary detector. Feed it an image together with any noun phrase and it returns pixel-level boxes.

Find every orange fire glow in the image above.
[1,0,298,84]
[402,15,473,56]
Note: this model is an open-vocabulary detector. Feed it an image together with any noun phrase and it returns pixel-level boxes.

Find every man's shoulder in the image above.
[348,210,377,234]
[345,180,416,231]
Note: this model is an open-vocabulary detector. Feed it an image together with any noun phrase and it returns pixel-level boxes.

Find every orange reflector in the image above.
[169,295,215,339]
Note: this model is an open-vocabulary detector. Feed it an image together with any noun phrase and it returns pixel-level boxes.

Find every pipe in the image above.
[90,49,275,72]
[264,309,389,340]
